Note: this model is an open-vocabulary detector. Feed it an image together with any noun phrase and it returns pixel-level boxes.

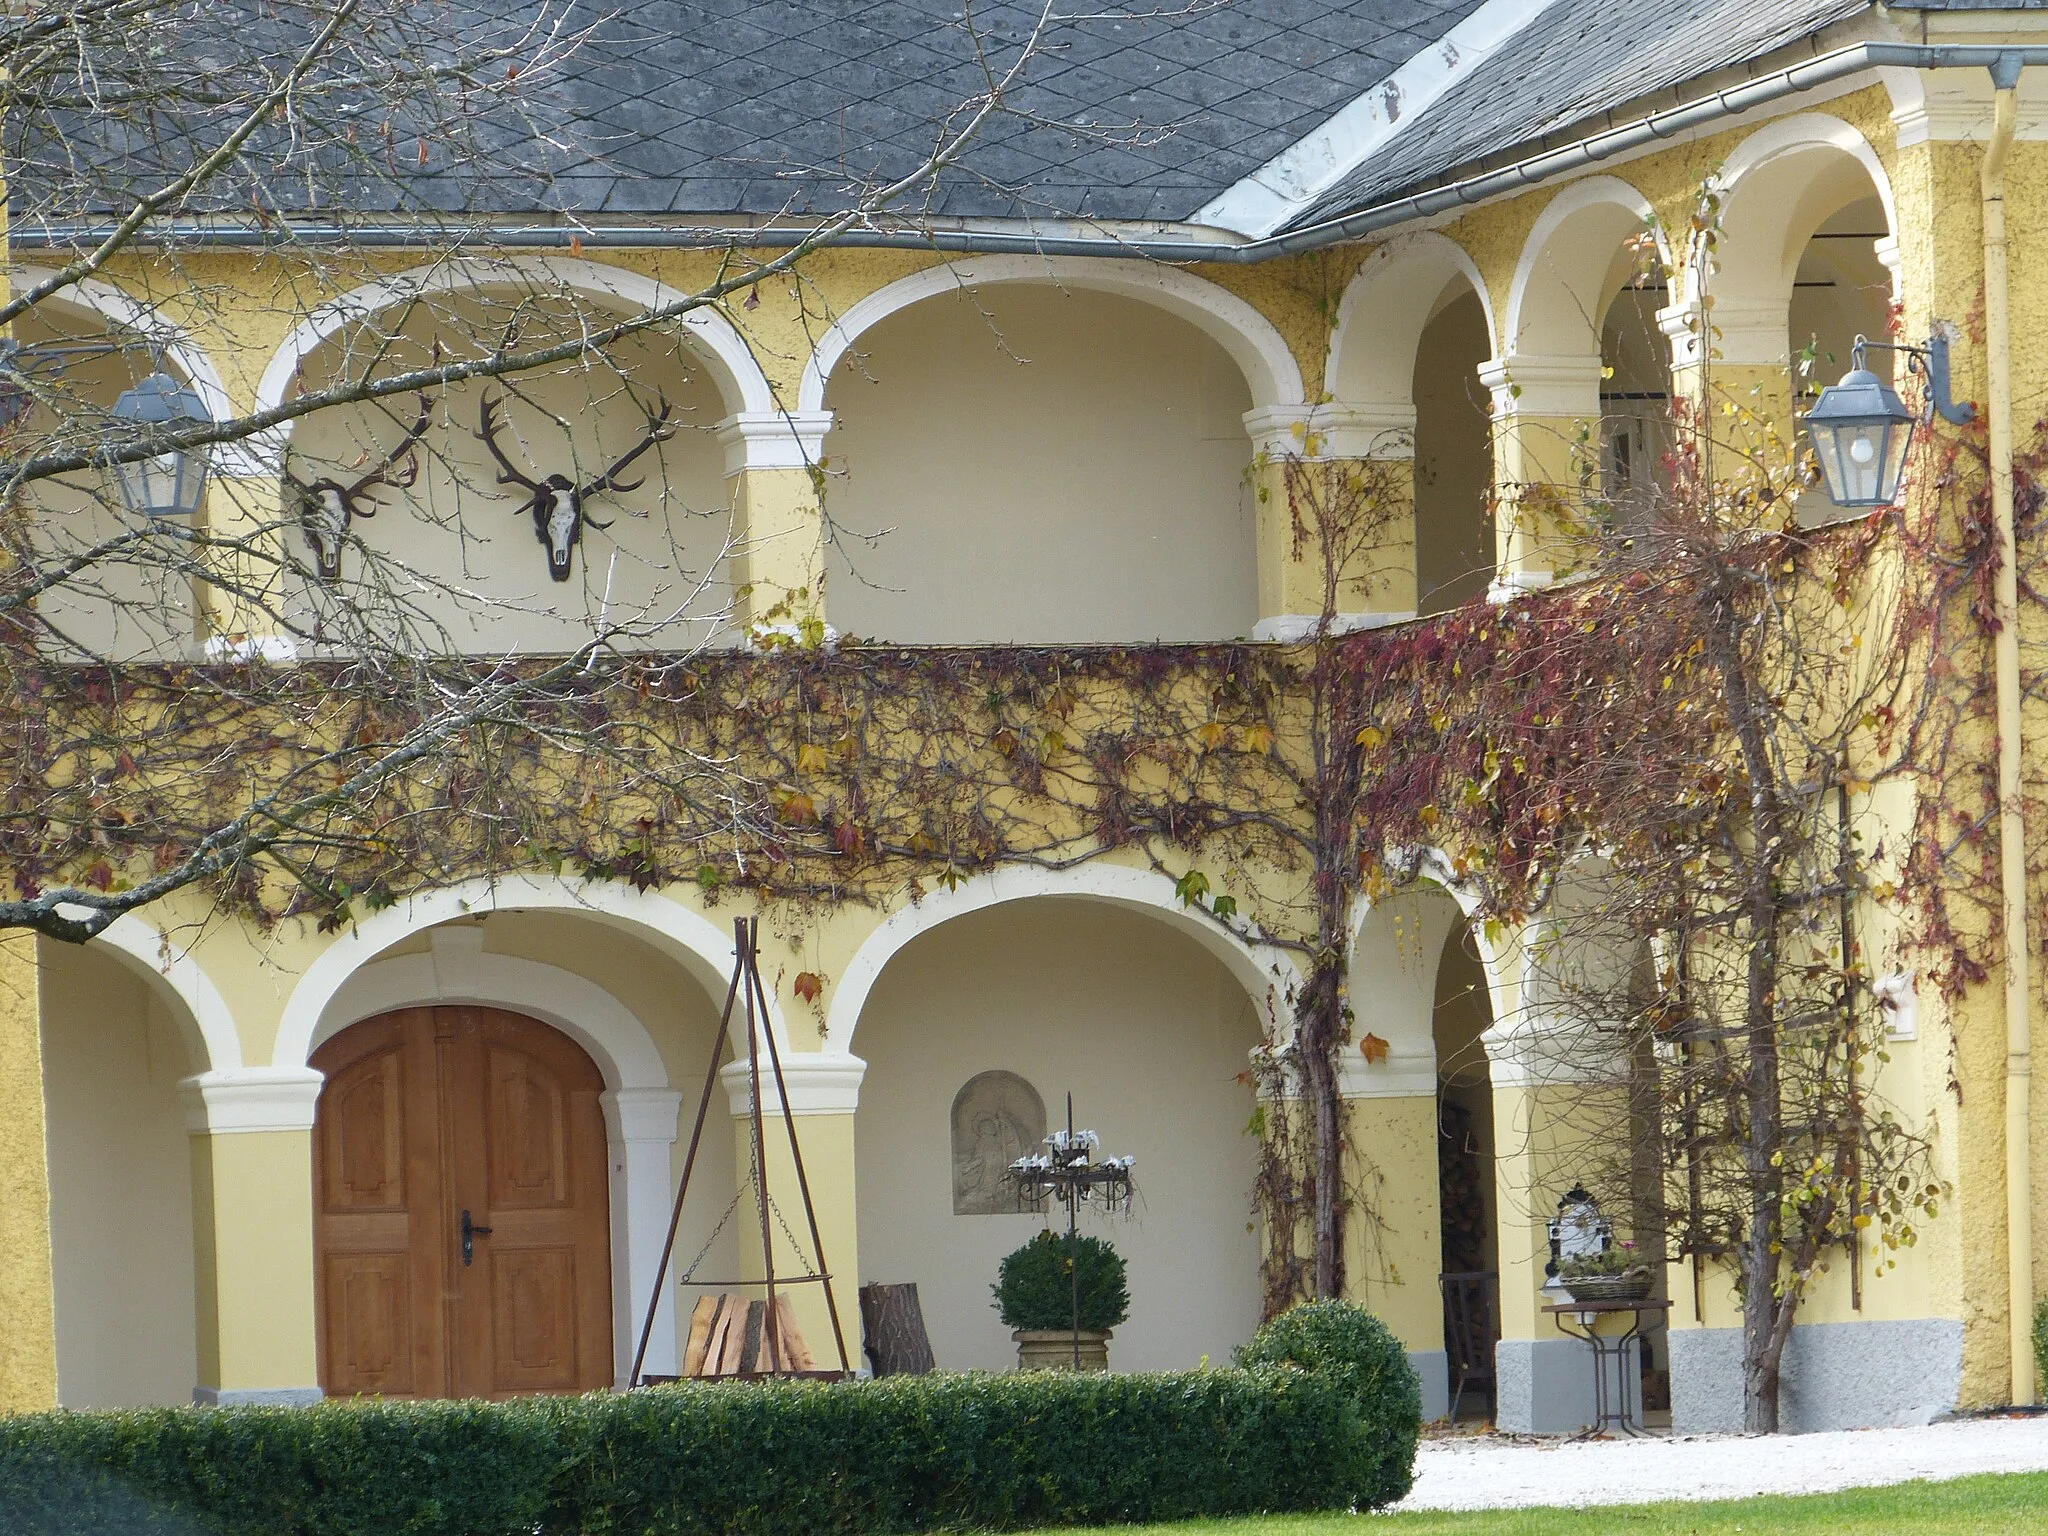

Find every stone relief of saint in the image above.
[950,1070,1047,1215]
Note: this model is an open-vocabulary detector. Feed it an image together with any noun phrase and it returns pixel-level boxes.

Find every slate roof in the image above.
[1285,0,1868,231]
[8,1,1496,224]
[10,0,1905,236]
[515,0,1498,222]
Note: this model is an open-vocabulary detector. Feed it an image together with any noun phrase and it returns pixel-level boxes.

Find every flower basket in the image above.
[1561,1269,1654,1303]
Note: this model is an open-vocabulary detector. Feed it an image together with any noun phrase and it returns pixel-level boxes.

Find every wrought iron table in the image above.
[1542,1298,1672,1437]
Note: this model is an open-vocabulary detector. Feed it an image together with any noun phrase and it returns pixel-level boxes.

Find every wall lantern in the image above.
[1804,331,1976,508]
[108,369,212,517]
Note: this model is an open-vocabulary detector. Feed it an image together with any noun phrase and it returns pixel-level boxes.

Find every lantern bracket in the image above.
[1849,332,1977,427]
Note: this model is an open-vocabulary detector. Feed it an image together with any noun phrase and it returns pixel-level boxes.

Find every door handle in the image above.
[461,1209,493,1266]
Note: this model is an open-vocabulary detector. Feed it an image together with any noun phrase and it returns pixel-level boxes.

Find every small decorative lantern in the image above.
[1803,331,1976,508]
[108,369,212,517]
[1546,1184,1611,1281]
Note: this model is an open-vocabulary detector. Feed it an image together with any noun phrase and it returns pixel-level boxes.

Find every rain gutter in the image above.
[11,42,2048,260]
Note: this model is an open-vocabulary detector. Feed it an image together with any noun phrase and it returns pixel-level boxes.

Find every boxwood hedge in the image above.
[0,1358,1417,1535]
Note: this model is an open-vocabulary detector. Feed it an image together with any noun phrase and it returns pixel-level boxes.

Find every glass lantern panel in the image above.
[1878,416,1916,506]
[176,451,210,518]
[116,450,204,516]
[1826,423,1889,506]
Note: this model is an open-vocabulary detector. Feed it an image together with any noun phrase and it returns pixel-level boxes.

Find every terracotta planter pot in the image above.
[1013,1328,1111,1371]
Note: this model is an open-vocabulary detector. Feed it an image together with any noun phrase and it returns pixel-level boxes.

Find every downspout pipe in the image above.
[12,43,2048,258]
[1981,51,2034,1409]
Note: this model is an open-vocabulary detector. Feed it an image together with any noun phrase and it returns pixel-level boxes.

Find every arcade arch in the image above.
[810,258,1300,643]
[849,894,1269,1372]
[272,260,776,654]
[39,937,207,1406]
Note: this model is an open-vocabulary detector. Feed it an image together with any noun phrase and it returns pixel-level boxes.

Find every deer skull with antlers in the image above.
[475,391,675,582]
[284,393,434,581]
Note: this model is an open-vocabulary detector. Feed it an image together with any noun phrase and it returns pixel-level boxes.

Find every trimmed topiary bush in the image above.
[1236,1298,1422,1507]
[0,1365,1410,1534]
[992,1228,1130,1331]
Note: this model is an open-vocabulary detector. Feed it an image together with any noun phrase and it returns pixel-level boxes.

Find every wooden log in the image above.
[859,1282,936,1376]
[702,1296,739,1377]
[738,1300,765,1373]
[771,1292,815,1371]
[681,1295,720,1377]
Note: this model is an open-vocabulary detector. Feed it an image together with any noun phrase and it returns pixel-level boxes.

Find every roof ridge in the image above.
[1190,0,1568,238]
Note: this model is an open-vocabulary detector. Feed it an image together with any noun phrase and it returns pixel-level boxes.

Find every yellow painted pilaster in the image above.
[1245,406,1418,634]
[1489,1078,1624,1344]
[195,473,300,661]
[1343,1092,1443,1358]
[1479,356,1603,588]
[722,1057,861,1374]
[189,1128,320,1401]
[0,934,57,1413]
[719,412,833,639]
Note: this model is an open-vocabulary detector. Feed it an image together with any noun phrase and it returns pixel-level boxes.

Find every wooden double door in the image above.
[312,1006,614,1398]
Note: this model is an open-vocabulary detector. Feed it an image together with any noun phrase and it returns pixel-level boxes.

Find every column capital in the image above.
[1336,1043,1437,1099]
[1243,403,1416,460]
[721,1051,866,1117]
[1478,353,1603,419]
[716,410,834,475]
[604,1086,684,1142]
[1660,295,1788,371]
[181,1068,324,1134]
[1481,1020,1628,1090]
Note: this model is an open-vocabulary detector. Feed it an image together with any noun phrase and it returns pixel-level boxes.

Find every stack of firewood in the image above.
[681,1293,816,1377]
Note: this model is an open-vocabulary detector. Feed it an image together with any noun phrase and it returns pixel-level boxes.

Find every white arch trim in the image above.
[796,254,1306,416]
[1346,850,1531,1088]
[251,255,778,474]
[1712,112,1897,244]
[824,862,1300,1056]
[1681,113,1900,366]
[272,872,788,1072]
[310,929,687,1386]
[313,927,667,1088]
[1324,231,1497,406]
[1504,175,1668,358]
[12,267,252,476]
[92,913,243,1073]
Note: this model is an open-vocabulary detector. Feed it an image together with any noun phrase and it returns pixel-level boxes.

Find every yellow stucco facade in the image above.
[8,29,2048,1436]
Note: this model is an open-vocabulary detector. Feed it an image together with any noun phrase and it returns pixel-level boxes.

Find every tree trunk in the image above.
[858,1282,935,1376]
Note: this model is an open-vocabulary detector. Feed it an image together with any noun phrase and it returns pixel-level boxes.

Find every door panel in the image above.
[313,1005,613,1399]
[313,1009,445,1399]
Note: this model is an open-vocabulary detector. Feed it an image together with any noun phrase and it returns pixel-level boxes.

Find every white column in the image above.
[603,1086,684,1385]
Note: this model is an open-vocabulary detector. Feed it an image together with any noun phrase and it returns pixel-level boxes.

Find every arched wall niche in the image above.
[817,281,1262,642]
[279,269,744,654]
[850,895,1266,1372]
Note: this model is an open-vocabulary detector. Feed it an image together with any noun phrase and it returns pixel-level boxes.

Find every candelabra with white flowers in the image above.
[1006,1093,1136,1368]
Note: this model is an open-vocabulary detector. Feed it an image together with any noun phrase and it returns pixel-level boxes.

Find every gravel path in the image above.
[1400,1417,2048,1510]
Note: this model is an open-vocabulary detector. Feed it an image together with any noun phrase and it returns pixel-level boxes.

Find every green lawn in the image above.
[1027,1470,2048,1535]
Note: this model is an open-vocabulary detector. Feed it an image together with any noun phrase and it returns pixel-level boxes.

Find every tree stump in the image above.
[859,1282,936,1376]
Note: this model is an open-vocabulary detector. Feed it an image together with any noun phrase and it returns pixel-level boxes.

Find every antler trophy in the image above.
[475,391,676,582]
[284,392,433,581]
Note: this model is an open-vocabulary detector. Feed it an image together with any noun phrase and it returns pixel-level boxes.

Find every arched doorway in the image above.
[311,1006,613,1398]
